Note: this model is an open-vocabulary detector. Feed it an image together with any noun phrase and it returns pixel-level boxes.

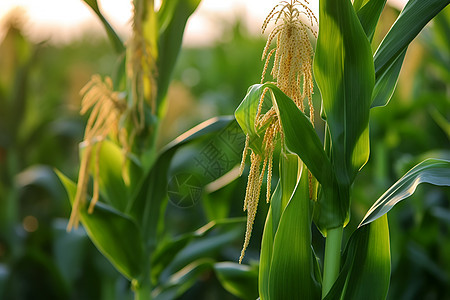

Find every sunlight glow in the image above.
[0,0,407,45]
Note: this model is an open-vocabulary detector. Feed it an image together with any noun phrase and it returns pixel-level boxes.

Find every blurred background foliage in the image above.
[0,3,448,299]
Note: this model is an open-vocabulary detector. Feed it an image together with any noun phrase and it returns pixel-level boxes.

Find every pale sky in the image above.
[0,0,407,46]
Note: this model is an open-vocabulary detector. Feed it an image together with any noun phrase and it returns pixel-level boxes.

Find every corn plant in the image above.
[56,0,260,299]
[235,0,450,299]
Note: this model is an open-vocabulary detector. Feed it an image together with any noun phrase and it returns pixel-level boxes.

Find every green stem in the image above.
[133,279,152,300]
[322,226,343,299]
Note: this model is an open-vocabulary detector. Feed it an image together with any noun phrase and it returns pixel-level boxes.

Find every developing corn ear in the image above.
[67,0,157,231]
[239,0,317,263]
[67,75,127,230]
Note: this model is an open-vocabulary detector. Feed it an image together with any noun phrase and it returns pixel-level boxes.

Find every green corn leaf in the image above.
[263,84,344,232]
[235,83,334,187]
[156,0,201,108]
[90,140,129,212]
[314,0,374,185]
[128,116,235,248]
[235,84,273,155]
[259,154,298,299]
[214,262,259,300]
[371,49,406,108]
[234,85,260,137]
[353,0,369,12]
[82,0,125,53]
[150,222,215,284]
[153,259,213,300]
[360,158,450,227]
[273,154,300,233]
[356,0,387,42]
[56,170,143,280]
[268,165,321,299]
[324,215,390,300]
[159,221,244,283]
[258,184,277,300]
[150,218,245,284]
[372,0,450,107]
[266,83,334,188]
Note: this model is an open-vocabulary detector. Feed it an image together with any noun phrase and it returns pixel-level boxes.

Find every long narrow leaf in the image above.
[353,0,369,12]
[324,215,390,300]
[153,259,213,300]
[314,0,374,184]
[159,223,243,282]
[82,0,124,53]
[156,0,201,107]
[373,0,450,107]
[268,165,321,299]
[356,0,387,42]
[151,218,245,284]
[259,154,299,299]
[371,49,406,108]
[56,171,143,280]
[214,262,258,300]
[273,154,300,233]
[258,185,278,300]
[267,83,334,187]
[235,84,273,155]
[129,116,235,248]
[360,159,450,226]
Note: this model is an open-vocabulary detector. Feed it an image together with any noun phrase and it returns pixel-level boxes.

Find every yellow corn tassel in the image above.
[238,0,317,262]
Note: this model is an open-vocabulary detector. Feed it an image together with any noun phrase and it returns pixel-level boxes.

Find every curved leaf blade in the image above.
[353,0,369,12]
[268,165,321,299]
[371,48,406,108]
[360,158,450,226]
[258,183,279,300]
[151,218,245,284]
[153,259,213,300]
[156,0,201,107]
[324,215,390,300]
[234,84,272,155]
[259,154,298,299]
[129,116,236,247]
[159,221,244,282]
[267,83,334,188]
[56,170,143,280]
[373,0,450,107]
[214,262,258,300]
[82,0,124,53]
[314,0,374,185]
[356,0,387,42]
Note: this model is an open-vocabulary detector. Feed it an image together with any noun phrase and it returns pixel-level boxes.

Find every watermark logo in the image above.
[167,121,246,208]
[168,173,202,208]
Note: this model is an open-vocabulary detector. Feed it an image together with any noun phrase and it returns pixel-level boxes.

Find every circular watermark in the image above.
[167,173,203,208]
